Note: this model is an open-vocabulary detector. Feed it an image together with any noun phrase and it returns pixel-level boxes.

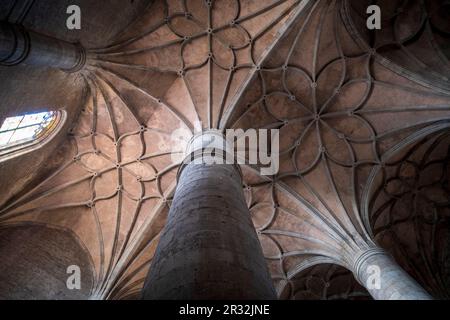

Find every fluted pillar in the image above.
[0,22,85,72]
[353,248,432,300]
[142,131,276,300]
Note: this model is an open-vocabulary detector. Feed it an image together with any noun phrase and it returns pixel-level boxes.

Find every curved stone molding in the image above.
[0,110,67,162]
[353,248,432,300]
[369,130,450,298]
[341,0,450,95]
[143,163,276,299]
[0,222,95,299]
[280,263,370,300]
[229,0,450,299]
[353,247,386,282]
[0,21,86,72]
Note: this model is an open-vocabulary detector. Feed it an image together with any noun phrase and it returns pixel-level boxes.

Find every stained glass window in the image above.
[0,111,58,150]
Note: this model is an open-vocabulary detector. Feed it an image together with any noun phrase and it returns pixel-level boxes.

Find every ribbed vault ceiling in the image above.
[0,0,449,299]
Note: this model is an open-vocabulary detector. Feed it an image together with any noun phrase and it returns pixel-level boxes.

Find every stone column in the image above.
[353,248,432,300]
[0,22,85,72]
[142,131,276,300]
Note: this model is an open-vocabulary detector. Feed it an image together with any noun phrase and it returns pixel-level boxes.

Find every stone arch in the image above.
[0,110,67,162]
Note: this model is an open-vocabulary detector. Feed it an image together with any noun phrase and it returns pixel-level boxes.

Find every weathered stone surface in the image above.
[354,249,431,300]
[143,163,276,299]
[0,0,449,300]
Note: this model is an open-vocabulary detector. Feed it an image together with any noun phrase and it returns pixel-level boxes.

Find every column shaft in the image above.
[142,163,276,300]
[354,249,432,300]
[0,22,85,72]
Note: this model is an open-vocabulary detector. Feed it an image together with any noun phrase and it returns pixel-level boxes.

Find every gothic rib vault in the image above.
[0,0,449,299]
